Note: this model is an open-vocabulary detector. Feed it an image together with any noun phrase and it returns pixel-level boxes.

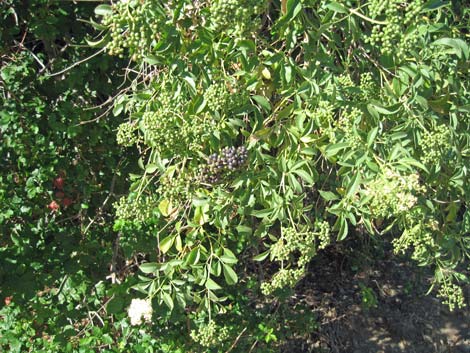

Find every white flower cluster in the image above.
[128,298,153,326]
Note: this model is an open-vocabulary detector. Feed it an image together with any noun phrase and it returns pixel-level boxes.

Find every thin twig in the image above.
[349,8,388,25]
[13,40,46,70]
[225,327,247,353]
[47,47,106,77]
[82,160,121,234]
[359,48,396,78]
[248,339,258,353]
[82,96,113,112]
[108,232,122,284]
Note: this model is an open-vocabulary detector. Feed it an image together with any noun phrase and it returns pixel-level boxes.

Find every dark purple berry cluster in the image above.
[200,146,248,184]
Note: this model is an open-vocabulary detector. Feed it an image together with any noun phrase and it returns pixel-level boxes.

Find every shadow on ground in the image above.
[280,244,470,353]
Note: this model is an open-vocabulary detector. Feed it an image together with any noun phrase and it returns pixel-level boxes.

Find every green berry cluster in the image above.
[335,74,362,101]
[199,146,248,184]
[157,173,192,206]
[366,0,423,57]
[369,0,390,18]
[336,74,355,89]
[312,101,336,142]
[271,227,316,265]
[437,283,466,311]
[116,121,139,147]
[141,110,182,152]
[420,125,451,165]
[392,207,466,312]
[190,321,230,347]
[210,0,267,38]
[205,81,248,115]
[335,107,363,149]
[270,238,291,262]
[263,223,331,295]
[206,83,229,112]
[359,73,378,101]
[139,86,218,155]
[114,195,157,223]
[101,0,164,61]
[315,220,330,250]
[365,168,425,219]
[261,268,304,295]
[142,110,217,156]
[392,222,435,262]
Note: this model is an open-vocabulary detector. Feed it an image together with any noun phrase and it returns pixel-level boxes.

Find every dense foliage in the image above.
[0,1,136,352]
[1,0,469,352]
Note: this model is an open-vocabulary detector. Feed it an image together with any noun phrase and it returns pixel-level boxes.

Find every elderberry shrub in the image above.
[199,146,248,184]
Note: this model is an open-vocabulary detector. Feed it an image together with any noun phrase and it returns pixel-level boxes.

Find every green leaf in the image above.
[158,199,171,216]
[288,173,302,193]
[144,55,161,65]
[252,95,271,112]
[366,104,380,120]
[319,190,339,201]
[283,64,292,83]
[221,248,238,264]
[140,262,159,274]
[345,172,361,199]
[463,210,470,233]
[175,234,182,252]
[301,147,316,156]
[336,215,348,241]
[183,75,197,93]
[194,205,208,225]
[286,0,303,19]
[261,67,271,80]
[79,18,108,31]
[236,225,252,237]
[251,208,274,218]
[223,264,238,285]
[161,292,174,310]
[396,158,429,173]
[292,168,314,185]
[145,164,158,174]
[326,1,348,13]
[205,277,222,290]
[422,0,450,11]
[112,102,124,116]
[325,143,349,158]
[432,38,469,59]
[210,261,222,277]
[237,39,256,53]
[367,127,378,147]
[185,247,200,266]
[94,4,113,16]
[159,235,175,254]
[369,103,398,115]
[85,35,109,48]
[106,296,124,314]
[253,250,270,262]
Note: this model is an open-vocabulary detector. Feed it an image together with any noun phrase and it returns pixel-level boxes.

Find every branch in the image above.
[47,47,106,77]
[224,327,247,353]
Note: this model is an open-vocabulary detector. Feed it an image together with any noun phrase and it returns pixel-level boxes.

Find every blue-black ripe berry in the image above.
[199,146,248,184]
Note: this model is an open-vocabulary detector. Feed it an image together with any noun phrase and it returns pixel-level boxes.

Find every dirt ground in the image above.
[281,243,470,353]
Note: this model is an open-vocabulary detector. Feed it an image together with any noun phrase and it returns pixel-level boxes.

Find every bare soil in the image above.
[281,243,470,353]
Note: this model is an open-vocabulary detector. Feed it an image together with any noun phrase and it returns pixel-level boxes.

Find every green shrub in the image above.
[93,1,470,341]
[1,0,469,351]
